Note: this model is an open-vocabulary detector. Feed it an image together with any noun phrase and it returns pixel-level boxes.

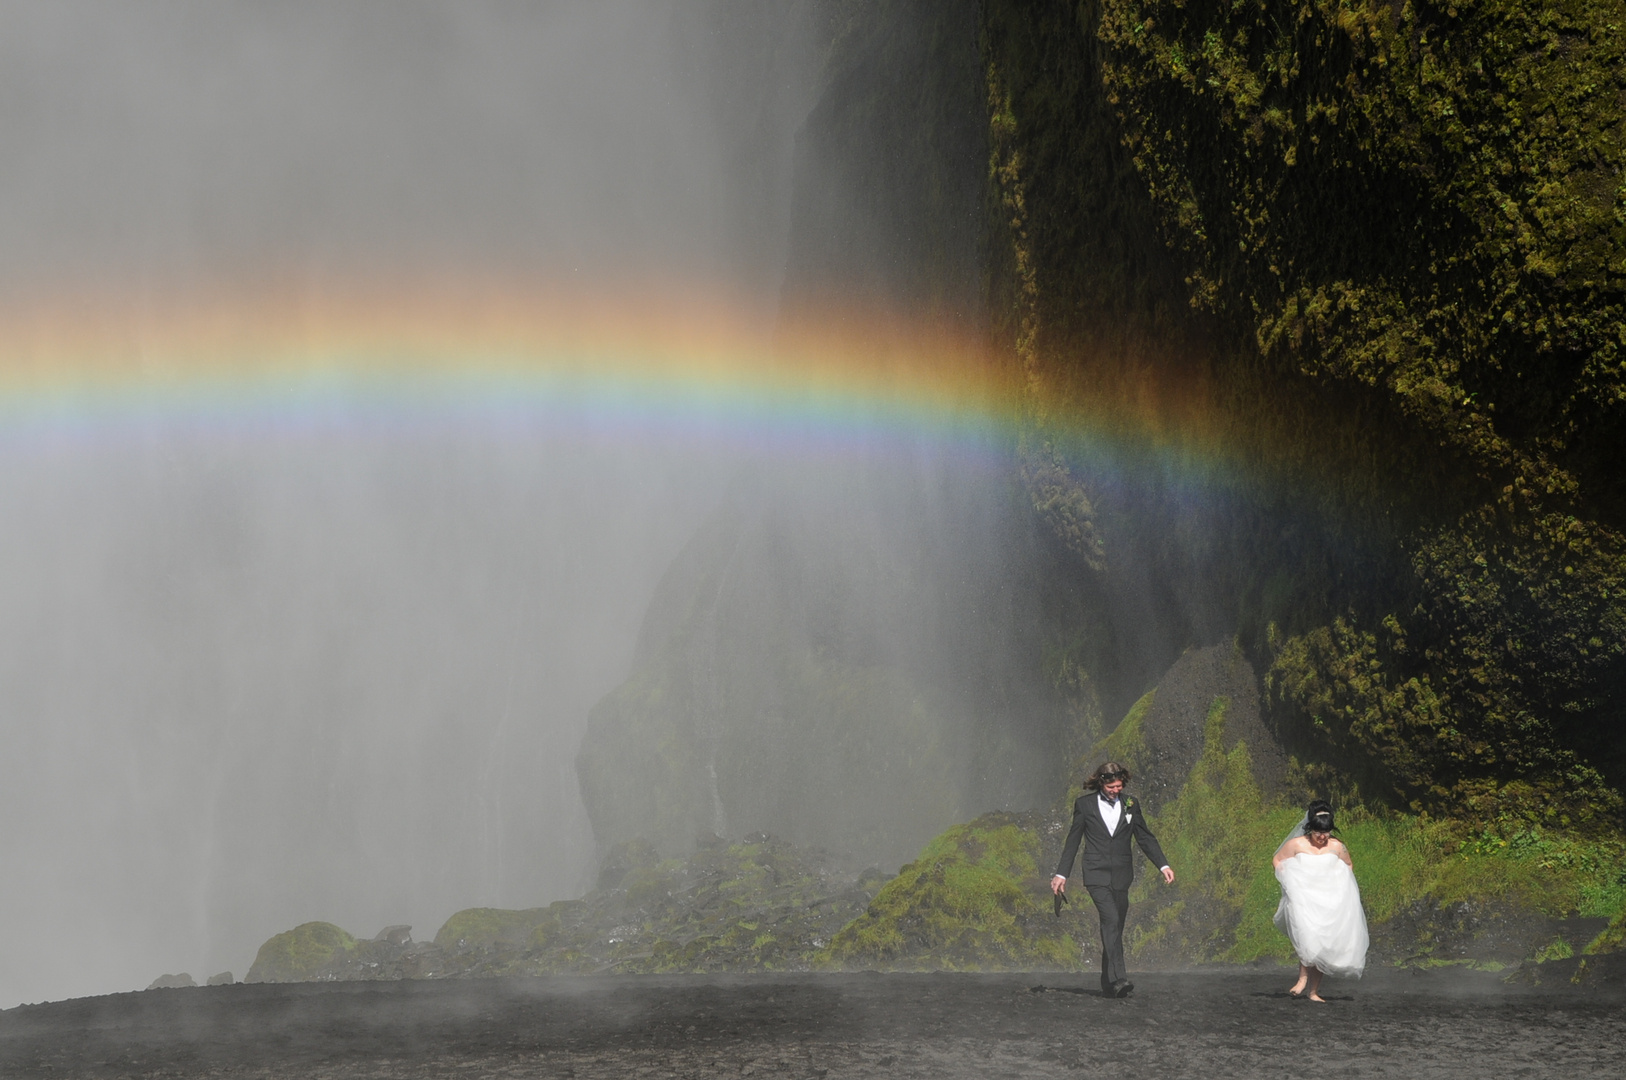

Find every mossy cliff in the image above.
[980,0,1626,820]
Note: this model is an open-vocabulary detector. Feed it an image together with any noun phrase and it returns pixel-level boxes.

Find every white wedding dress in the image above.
[1273,852,1369,977]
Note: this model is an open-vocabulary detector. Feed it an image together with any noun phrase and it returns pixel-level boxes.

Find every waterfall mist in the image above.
[0,0,828,1006]
[0,0,1068,1009]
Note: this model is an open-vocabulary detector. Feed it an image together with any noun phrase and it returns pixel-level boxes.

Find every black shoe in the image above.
[1112,980,1134,998]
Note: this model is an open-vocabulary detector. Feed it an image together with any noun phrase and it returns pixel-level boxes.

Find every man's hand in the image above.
[1161,866,1175,885]
[1050,874,1067,894]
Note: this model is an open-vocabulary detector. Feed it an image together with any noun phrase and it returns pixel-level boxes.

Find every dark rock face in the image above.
[1130,644,1286,816]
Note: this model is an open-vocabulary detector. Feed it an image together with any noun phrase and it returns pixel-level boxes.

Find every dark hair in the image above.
[1305,799,1336,835]
[1086,762,1132,792]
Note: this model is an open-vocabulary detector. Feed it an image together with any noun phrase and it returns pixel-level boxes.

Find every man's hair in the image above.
[1305,799,1336,834]
[1085,762,1132,791]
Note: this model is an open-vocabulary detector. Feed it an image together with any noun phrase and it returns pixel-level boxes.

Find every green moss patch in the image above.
[820,811,1079,970]
[1584,909,1626,956]
[244,922,357,983]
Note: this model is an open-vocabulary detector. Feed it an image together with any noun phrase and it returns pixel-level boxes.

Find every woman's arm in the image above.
[1333,838,1353,868]
[1272,837,1301,869]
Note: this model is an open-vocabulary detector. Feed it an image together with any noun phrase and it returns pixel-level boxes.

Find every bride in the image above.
[1272,800,1369,1001]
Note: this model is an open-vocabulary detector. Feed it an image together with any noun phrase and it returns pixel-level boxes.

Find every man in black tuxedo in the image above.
[1049,761,1174,998]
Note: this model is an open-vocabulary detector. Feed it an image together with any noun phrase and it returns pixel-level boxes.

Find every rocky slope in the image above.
[243,833,887,983]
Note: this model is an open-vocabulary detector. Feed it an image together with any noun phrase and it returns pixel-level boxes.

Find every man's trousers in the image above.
[1086,883,1131,990]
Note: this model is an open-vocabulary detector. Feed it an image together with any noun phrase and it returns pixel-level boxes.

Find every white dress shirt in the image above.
[1098,794,1124,835]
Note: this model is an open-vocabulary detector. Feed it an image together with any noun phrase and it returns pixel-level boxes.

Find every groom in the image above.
[1050,761,1174,998]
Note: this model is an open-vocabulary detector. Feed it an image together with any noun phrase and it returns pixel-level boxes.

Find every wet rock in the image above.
[145,973,195,989]
[373,925,412,945]
[206,971,234,986]
[1369,900,1610,970]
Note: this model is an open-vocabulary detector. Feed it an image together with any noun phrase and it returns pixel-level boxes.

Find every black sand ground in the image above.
[2,969,1621,1079]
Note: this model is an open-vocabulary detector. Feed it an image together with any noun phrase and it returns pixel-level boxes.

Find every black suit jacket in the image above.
[1053,793,1168,890]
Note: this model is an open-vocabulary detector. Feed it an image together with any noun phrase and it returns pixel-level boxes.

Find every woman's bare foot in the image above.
[1288,963,1310,998]
[1305,966,1325,1002]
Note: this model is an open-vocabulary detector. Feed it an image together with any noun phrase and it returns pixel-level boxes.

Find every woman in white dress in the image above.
[1272,800,1369,1001]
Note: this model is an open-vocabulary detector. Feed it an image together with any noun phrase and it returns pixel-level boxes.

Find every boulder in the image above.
[145,973,195,989]
[244,922,357,983]
[206,971,234,986]
[433,908,554,951]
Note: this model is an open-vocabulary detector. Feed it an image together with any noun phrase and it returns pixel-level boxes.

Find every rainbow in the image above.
[0,277,1319,537]
[0,281,1024,464]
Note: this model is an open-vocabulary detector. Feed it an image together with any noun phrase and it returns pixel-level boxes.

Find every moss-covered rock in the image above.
[821,810,1079,970]
[529,832,884,974]
[244,922,357,983]
[1125,696,1302,965]
[433,908,557,952]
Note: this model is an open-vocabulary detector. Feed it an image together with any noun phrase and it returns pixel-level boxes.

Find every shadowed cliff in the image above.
[576,458,1090,868]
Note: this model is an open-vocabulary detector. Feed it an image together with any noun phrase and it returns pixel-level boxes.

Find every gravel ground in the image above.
[2,969,1622,1079]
